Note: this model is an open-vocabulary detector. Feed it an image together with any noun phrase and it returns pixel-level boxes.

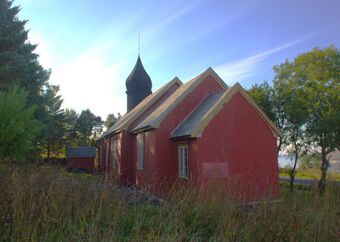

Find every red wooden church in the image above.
[98,56,281,201]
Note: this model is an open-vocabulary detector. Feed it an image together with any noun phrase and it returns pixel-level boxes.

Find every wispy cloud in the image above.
[215,24,337,85]
[145,5,250,63]
[215,35,315,84]
[144,2,200,37]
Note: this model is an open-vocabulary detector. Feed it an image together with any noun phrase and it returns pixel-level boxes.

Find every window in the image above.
[105,142,109,168]
[178,144,188,178]
[99,143,102,163]
[137,133,144,170]
[111,138,117,168]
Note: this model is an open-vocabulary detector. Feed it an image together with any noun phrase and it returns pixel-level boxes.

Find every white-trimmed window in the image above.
[137,133,144,170]
[178,144,188,178]
[111,138,117,168]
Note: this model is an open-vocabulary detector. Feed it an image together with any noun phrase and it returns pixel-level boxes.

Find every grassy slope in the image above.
[0,163,339,241]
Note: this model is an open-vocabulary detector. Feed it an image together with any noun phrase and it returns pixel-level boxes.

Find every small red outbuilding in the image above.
[66,147,96,172]
[98,56,281,201]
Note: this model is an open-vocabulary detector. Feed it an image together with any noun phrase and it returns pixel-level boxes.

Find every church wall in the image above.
[134,130,158,191]
[150,75,225,192]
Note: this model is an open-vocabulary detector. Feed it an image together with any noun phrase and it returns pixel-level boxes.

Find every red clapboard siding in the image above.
[67,157,95,171]
[136,75,224,193]
[194,92,278,200]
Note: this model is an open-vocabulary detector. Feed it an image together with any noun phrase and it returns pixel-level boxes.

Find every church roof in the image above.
[126,56,152,92]
[171,83,282,138]
[100,77,182,139]
[132,67,228,133]
[170,90,225,138]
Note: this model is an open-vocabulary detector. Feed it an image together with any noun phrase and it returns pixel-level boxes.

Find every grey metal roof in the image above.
[99,77,182,140]
[132,67,228,133]
[171,90,224,138]
[66,147,96,158]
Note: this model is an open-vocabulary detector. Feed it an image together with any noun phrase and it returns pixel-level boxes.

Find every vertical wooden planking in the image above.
[195,92,279,200]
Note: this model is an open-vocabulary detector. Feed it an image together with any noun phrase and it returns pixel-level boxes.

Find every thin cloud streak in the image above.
[215,32,322,84]
[145,5,251,63]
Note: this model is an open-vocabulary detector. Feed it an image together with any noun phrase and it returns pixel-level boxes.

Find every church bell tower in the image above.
[125,55,152,112]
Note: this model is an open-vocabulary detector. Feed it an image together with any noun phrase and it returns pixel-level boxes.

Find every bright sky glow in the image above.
[17,0,340,119]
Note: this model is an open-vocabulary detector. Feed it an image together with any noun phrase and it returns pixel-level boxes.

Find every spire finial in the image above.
[138,32,140,56]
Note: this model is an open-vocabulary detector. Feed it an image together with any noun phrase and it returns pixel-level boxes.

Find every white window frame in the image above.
[111,138,117,169]
[178,144,188,179]
[137,133,144,170]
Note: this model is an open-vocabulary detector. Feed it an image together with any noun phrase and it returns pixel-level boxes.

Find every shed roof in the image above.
[66,147,96,158]
[132,67,228,133]
[172,83,282,138]
[100,77,182,139]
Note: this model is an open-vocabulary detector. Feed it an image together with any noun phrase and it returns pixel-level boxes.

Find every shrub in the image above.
[0,85,39,161]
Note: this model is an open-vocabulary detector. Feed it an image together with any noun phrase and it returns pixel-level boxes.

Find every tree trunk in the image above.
[277,137,283,154]
[318,144,329,195]
[289,142,299,192]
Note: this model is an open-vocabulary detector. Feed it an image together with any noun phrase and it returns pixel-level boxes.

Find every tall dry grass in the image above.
[0,164,339,241]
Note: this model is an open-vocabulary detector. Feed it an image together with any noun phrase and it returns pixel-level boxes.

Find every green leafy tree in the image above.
[273,69,308,191]
[75,109,103,146]
[40,85,65,159]
[104,112,122,130]
[248,81,287,153]
[274,46,340,194]
[0,86,39,160]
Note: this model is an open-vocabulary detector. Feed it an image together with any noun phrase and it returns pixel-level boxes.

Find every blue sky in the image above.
[17,0,339,119]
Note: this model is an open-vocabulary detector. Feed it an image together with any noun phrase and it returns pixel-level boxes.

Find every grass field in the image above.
[0,163,339,241]
[279,167,340,181]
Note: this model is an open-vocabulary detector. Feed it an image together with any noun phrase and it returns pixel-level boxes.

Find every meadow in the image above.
[0,163,339,242]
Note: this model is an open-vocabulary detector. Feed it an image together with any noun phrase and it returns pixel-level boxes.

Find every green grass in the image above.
[0,163,339,241]
[279,167,340,181]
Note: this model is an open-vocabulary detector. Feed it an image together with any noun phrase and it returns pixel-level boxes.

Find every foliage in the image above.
[248,80,287,153]
[104,113,122,130]
[39,85,66,158]
[273,57,310,191]
[0,86,39,160]
[247,81,275,121]
[0,0,50,111]
[64,108,79,147]
[0,164,339,241]
[250,46,339,193]
[300,153,321,170]
[0,0,54,158]
[75,109,103,146]
[274,46,340,194]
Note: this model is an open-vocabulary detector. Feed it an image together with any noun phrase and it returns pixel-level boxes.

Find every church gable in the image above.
[173,82,281,138]
[132,67,228,133]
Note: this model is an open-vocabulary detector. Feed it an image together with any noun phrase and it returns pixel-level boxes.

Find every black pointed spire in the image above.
[125,56,152,112]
